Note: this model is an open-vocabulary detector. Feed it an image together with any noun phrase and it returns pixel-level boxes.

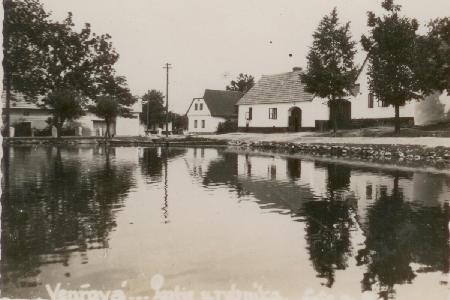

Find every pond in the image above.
[1,145,448,300]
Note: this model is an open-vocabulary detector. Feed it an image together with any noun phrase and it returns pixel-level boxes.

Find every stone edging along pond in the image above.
[4,136,450,169]
[226,140,450,170]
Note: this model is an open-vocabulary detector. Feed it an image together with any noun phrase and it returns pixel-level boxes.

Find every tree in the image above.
[361,0,435,134]
[301,8,358,134]
[226,73,255,93]
[423,17,450,93]
[90,75,136,139]
[3,0,125,136]
[90,96,120,139]
[3,0,52,136]
[5,1,119,99]
[42,89,85,137]
[168,112,188,132]
[94,74,136,138]
[141,90,165,130]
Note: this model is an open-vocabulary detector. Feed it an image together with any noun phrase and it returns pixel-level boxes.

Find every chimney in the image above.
[292,67,302,72]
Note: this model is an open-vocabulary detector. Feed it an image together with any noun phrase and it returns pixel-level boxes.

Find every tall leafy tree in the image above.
[226,73,255,94]
[141,90,165,130]
[360,0,442,134]
[3,0,128,135]
[423,17,450,93]
[42,89,85,137]
[3,0,51,136]
[89,74,136,138]
[301,8,358,134]
[90,96,120,139]
[5,0,119,98]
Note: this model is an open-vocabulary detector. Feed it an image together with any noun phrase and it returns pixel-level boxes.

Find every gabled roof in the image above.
[1,92,45,110]
[187,89,243,117]
[2,91,142,113]
[237,70,314,105]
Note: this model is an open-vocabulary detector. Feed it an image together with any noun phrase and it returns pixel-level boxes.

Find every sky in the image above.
[39,0,450,113]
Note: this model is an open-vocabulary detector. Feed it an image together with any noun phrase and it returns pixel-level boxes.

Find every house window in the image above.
[247,107,253,120]
[195,103,198,110]
[269,108,277,119]
[352,83,361,96]
[368,93,374,108]
[200,103,203,110]
[194,120,198,128]
[201,120,205,128]
[366,184,373,200]
[23,111,30,116]
[268,165,276,180]
[378,99,389,107]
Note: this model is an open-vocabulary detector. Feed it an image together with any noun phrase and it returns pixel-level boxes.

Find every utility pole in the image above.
[163,63,172,138]
[146,93,150,133]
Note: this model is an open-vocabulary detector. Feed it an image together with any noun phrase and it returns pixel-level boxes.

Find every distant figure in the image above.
[51,126,58,137]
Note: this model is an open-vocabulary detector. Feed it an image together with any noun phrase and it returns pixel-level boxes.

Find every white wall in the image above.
[187,98,226,133]
[351,64,450,125]
[188,115,225,133]
[10,109,49,130]
[115,116,140,136]
[350,68,416,120]
[237,63,450,128]
[10,109,141,136]
[238,99,329,128]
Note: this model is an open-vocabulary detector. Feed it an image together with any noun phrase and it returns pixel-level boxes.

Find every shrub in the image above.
[217,119,238,134]
[33,127,52,136]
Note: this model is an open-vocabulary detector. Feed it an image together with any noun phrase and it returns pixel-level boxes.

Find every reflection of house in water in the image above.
[202,151,449,295]
[236,154,357,207]
[236,154,322,213]
[183,148,223,180]
[138,147,187,182]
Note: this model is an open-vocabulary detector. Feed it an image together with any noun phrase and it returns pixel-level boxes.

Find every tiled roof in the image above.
[237,70,314,105]
[2,91,141,113]
[202,89,243,117]
[1,92,44,109]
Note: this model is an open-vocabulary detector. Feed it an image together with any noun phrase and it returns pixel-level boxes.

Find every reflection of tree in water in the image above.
[202,152,238,186]
[300,199,354,287]
[139,147,186,181]
[286,158,301,181]
[1,146,136,289]
[356,173,449,299]
[297,163,355,287]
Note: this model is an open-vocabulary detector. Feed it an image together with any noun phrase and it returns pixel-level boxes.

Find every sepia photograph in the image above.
[1,0,450,299]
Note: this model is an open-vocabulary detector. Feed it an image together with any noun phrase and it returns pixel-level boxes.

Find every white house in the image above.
[2,93,142,137]
[187,89,243,133]
[237,66,450,132]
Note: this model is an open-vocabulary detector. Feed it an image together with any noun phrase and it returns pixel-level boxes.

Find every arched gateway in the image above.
[288,107,302,132]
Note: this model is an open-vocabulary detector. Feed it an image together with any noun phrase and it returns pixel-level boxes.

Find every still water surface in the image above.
[1,146,449,300]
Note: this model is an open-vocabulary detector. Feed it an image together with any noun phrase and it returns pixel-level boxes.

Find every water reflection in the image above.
[200,150,449,297]
[1,146,448,299]
[300,199,355,288]
[138,147,186,182]
[138,147,186,224]
[356,173,449,299]
[1,145,136,291]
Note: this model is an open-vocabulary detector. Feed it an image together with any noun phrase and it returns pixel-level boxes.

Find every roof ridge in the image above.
[261,70,303,77]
